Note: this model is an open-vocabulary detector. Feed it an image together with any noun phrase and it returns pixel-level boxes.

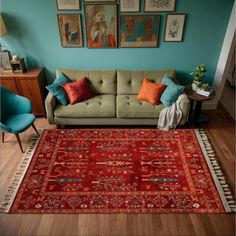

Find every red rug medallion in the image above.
[1,129,234,213]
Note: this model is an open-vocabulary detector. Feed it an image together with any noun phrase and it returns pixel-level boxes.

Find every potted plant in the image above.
[190,64,207,91]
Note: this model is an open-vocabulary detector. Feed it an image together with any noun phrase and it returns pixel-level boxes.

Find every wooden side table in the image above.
[185,85,216,123]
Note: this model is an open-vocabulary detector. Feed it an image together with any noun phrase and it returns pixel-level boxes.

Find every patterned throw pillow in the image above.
[46,72,71,106]
[160,75,185,107]
[137,78,166,105]
[62,77,93,105]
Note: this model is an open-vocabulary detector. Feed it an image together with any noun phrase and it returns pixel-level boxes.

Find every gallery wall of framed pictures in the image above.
[55,0,187,49]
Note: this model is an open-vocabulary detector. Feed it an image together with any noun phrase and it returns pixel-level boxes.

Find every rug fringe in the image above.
[195,129,235,213]
[0,129,42,213]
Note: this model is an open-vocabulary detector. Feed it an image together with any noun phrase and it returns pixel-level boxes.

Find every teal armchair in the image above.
[0,85,40,152]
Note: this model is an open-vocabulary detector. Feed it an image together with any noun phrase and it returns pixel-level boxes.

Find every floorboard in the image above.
[0,104,235,236]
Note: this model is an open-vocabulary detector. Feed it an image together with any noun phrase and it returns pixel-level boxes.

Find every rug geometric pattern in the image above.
[5,129,232,213]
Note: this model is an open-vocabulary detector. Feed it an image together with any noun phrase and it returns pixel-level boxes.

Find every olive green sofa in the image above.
[45,68,190,126]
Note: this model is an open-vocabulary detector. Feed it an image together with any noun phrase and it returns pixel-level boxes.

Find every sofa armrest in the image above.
[45,92,56,124]
[178,94,190,125]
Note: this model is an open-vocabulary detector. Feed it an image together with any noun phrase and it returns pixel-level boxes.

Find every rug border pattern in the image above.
[0,128,235,213]
[194,129,235,213]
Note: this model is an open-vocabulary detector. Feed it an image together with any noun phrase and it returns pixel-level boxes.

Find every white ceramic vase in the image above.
[192,81,203,91]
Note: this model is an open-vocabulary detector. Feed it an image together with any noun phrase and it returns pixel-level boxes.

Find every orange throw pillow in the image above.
[62,77,93,105]
[137,78,166,105]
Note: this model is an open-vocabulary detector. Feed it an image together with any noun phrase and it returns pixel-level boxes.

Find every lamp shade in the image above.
[0,15,7,37]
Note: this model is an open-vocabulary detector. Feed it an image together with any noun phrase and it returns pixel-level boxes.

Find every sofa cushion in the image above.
[56,69,117,95]
[62,77,93,105]
[117,95,165,118]
[54,95,116,118]
[117,70,176,95]
[46,72,70,105]
[137,78,166,105]
[160,75,185,107]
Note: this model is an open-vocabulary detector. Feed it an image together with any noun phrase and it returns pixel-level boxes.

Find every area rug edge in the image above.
[0,130,43,213]
[195,129,235,213]
[1,128,235,214]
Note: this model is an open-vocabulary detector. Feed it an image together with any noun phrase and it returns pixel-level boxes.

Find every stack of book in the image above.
[196,86,213,97]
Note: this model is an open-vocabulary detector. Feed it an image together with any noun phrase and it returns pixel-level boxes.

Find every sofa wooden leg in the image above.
[32,123,40,136]
[2,133,5,143]
[15,134,24,153]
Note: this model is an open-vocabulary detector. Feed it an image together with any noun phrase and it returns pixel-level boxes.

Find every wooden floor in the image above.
[0,104,235,236]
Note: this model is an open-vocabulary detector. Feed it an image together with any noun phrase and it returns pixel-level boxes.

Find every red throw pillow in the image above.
[137,78,166,105]
[62,77,93,105]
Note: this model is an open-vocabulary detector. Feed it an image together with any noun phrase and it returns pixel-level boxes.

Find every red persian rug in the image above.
[1,129,235,214]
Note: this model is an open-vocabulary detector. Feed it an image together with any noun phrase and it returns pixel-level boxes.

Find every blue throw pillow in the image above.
[162,74,175,86]
[46,72,71,105]
[160,75,185,107]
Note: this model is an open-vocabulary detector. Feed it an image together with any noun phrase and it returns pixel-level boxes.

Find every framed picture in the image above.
[120,0,140,13]
[57,14,83,47]
[56,0,80,10]
[164,14,186,42]
[84,4,118,49]
[120,15,160,48]
[144,0,176,12]
[0,51,12,71]
[84,0,115,2]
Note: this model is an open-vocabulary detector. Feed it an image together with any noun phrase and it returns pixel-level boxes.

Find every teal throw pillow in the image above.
[46,72,71,105]
[160,75,185,107]
[162,74,175,86]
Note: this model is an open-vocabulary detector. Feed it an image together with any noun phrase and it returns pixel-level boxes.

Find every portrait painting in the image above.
[144,0,176,12]
[84,4,118,49]
[120,15,160,48]
[57,14,83,47]
[164,14,186,42]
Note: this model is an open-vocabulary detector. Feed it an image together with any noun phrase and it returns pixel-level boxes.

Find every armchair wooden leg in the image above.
[2,133,5,143]
[15,134,24,153]
[32,123,40,136]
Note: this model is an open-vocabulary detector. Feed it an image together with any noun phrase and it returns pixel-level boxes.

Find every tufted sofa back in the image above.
[56,69,176,95]
[56,69,117,95]
[117,70,176,95]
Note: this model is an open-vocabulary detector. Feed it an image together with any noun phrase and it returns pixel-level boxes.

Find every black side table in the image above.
[185,85,216,124]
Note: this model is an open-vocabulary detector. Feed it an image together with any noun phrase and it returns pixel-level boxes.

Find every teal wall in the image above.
[0,0,234,85]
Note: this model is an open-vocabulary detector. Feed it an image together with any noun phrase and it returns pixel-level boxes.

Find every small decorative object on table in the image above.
[0,50,12,71]
[196,84,213,97]
[10,56,27,73]
[190,64,207,91]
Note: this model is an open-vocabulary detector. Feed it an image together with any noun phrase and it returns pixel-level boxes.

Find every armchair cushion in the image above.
[3,113,35,133]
